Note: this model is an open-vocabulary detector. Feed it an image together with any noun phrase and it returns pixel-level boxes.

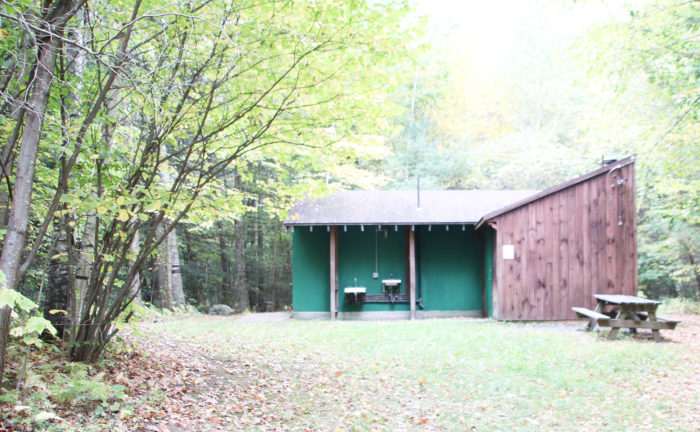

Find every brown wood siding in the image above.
[490,162,637,320]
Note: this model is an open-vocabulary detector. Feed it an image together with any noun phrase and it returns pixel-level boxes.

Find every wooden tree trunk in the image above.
[257,194,266,309]
[270,231,278,310]
[151,144,185,309]
[169,228,185,306]
[0,306,11,387]
[46,228,71,337]
[151,221,185,309]
[128,228,142,304]
[218,223,231,304]
[0,1,74,378]
[234,217,249,312]
[0,189,9,231]
[0,2,69,291]
[234,171,249,312]
[152,224,173,309]
[181,227,206,305]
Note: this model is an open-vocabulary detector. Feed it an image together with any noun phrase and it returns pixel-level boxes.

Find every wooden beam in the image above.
[409,229,416,320]
[330,226,338,320]
[596,318,678,330]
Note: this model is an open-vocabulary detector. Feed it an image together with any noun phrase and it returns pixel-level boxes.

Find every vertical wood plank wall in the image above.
[491,162,637,320]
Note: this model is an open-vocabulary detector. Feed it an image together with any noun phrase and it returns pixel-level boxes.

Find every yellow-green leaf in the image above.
[117,210,129,222]
[48,309,68,316]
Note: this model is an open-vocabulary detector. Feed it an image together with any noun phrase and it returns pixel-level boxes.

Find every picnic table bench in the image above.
[573,294,680,342]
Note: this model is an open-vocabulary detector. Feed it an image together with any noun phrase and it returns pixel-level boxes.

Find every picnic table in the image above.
[572,294,680,342]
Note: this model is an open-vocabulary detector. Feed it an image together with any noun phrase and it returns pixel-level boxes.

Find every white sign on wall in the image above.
[503,244,515,260]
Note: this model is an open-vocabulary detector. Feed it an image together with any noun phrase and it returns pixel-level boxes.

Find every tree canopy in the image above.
[0,0,416,363]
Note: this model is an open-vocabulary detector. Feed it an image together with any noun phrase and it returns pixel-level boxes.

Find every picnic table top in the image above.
[594,294,661,306]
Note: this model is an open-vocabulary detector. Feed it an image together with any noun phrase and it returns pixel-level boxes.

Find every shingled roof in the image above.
[284,190,539,226]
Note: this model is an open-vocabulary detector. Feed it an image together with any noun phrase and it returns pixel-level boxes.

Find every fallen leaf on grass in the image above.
[35,412,62,422]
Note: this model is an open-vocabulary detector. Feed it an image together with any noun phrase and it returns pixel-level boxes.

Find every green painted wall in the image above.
[291,224,486,313]
[338,226,408,312]
[292,229,330,312]
[483,228,494,317]
[417,226,483,311]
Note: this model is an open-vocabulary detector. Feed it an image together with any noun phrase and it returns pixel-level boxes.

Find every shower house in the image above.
[284,157,637,320]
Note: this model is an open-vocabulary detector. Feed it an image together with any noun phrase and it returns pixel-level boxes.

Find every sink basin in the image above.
[344,287,366,294]
[381,279,401,286]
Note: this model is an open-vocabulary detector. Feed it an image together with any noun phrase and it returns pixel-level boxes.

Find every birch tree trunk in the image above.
[234,218,249,312]
[169,227,185,306]
[150,145,185,309]
[152,223,173,309]
[128,228,142,305]
[234,171,249,312]
[152,219,186,308]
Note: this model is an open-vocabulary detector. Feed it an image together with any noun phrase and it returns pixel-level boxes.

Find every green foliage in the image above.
[0,287,38,313]
[49,366,117,405]
[0,269,57,347]
[658,297,700,315]
[1,0,420,362]
[588,0,700,300]
[9,316,56,347]
[1,360,127,430]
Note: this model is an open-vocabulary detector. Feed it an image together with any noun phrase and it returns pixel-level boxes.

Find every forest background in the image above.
[0,0,697,369]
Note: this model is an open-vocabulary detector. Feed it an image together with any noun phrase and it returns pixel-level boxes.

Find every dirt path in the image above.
[235,312,292,323]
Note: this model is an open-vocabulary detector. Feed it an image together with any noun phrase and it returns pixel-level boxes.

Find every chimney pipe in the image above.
[417,177,421,209]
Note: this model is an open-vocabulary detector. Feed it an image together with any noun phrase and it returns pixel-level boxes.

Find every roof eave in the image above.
[282,221,480,226]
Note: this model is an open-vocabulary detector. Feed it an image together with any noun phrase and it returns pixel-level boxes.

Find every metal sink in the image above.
[344,286,366,305]
[344,287,366,294]
[381,279,402,300]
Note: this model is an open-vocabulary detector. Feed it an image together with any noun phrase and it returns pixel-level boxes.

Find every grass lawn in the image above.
[124,314,699,432]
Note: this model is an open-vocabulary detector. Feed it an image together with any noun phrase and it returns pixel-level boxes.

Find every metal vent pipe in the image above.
[417,177,421,209]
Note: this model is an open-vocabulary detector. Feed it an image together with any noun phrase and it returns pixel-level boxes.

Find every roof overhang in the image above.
[284,190,539,227]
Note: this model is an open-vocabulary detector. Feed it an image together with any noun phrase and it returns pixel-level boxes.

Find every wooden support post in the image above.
[648,309,662,342]
[409,229,416,320]
[330,226,338,320]
[587,302,603,330]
